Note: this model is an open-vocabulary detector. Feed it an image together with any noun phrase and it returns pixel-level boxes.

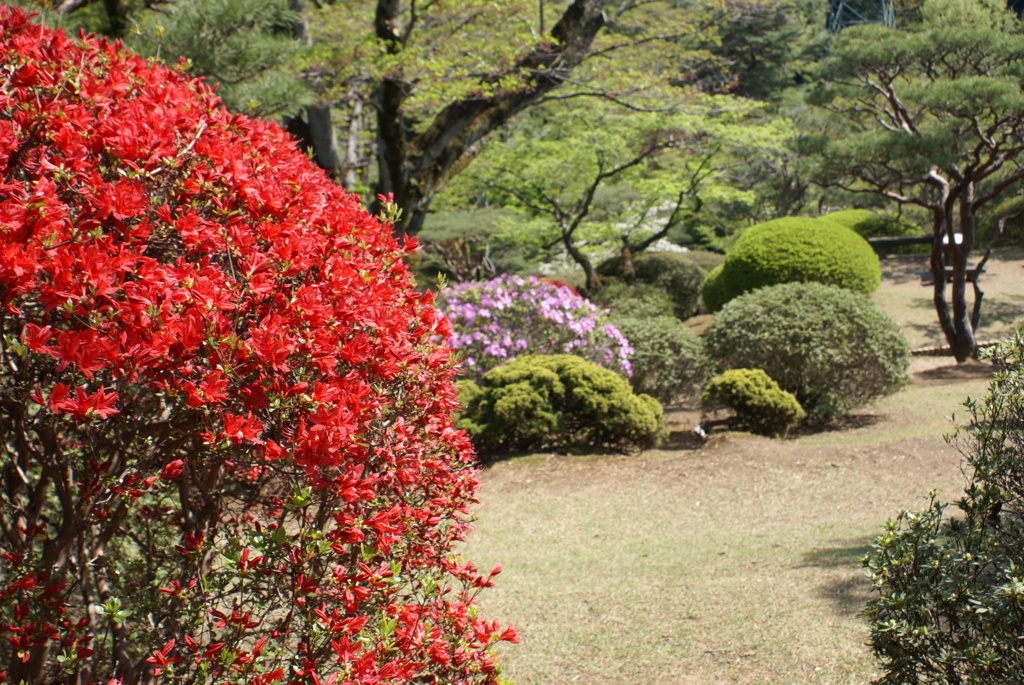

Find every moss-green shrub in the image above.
[677,249,726,274]
[596,251,707,319]
[701,263,728,313]
[613,316,712,403]
[589,282,676,320]
[822,209,928,254]
[710,217,881,311]
[702,282,910,420]
[458,354,664,456]
[702,369,804,437]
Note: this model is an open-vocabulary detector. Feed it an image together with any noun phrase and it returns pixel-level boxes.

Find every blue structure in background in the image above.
[827,0,895,32]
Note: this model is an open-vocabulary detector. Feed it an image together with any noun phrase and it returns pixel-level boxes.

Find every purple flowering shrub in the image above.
[438,275,633,380]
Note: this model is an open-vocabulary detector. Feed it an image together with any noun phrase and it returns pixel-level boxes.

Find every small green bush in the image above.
[702,282,910,420]
[702,369,804,437]
[458,354,664,456]
[613,316,712,403]
[701,263,728,313]
[597,251,707,319]
[589,282,676,320]
[710,217,881,311]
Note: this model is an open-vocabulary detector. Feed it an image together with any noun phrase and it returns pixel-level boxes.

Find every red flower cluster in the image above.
[0,7,513,684]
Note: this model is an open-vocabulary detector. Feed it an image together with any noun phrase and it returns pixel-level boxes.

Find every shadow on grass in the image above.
[976,295,1024,331]
[786,413,887,438]
[879,255,931,285]
[661,429,708,451]
[801,538,875,617]
[912,360,994,386]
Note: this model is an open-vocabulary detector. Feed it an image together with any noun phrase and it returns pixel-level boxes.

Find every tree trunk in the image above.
[307,102,343,181]
[930,203,978,363]
[373,0,609,236]
[344,98,364,192]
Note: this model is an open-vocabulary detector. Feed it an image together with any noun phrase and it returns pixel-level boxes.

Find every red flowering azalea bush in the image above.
[0,8,514,685]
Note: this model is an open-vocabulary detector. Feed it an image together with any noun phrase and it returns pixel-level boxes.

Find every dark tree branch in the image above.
[375,0,610,235]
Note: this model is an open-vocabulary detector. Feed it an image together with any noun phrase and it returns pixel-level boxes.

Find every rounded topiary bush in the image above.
[702,282,910,420]
[458,354,664,455]
[710,217,881,311]
[702,368,804,437]
[613,316,712,403]
[596,251,707,319]
[0,9,514,683]
[438,275,632,380]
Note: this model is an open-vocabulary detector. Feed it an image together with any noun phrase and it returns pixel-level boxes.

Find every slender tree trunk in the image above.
[930,201,978,363]
[949,188,979,361]
[307,102,343,180]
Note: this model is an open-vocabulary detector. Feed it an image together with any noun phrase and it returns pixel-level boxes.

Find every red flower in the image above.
[0,7,508,683]
[159,460,186,481]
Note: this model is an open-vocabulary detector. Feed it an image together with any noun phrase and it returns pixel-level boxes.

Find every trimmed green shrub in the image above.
[710,217,882,311]
[701,263,728,313]
[613,316,713,403]
[702,282,910,420]
[702,369,804,437]
[458,354,664,455]
[597,251,707,319]
[864,335,1024,684]
[589,282,676,320]
[822,209,928,255]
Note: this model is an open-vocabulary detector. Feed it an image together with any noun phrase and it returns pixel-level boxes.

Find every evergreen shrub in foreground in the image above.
[702,282,910,420]
[458,355,664,456]
[0,9,514,683]
[865,335,1024,684]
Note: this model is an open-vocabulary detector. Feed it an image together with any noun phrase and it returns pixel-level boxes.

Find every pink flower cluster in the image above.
[439,275,633,379]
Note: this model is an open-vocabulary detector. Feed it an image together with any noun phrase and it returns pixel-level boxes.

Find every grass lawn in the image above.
[461,250,1022,684]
